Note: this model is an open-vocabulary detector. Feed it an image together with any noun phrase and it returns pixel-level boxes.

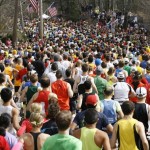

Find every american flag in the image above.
[28,0,38,11]
[26,4,34,13]
[48,6,57,17]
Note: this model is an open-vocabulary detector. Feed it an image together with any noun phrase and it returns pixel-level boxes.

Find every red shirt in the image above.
[0,136,10,150]
[127,76,148,86]
[130,82,146,102]
[16,68,28,81]
[146,84,150,105]
[34,90,50,113]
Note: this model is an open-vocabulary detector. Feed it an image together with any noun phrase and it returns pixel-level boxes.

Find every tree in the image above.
[62,0,80,21]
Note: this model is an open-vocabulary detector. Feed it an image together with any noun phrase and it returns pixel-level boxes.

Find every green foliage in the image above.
[63,0,80,22]
[68,1,80,21]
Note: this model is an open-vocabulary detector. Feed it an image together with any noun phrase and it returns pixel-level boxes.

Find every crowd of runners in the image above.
[0,10,150,150]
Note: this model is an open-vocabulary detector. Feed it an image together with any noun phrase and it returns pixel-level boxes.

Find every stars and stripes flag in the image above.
[48,6,57,17]
[28,0,38,11]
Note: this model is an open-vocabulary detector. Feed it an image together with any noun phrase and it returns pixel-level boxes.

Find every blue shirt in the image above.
[73,110,109,130]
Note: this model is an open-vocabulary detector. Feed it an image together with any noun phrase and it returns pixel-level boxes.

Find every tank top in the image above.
[107,75,115,86]
[0,105,16,135]
[34,90,50,114]
[52,80,69,110]
[82,93,94,111]
[30,132,41,150]
[26,85,38,104]
[117,119,139,150]
[0,105,13,116]
[80,127,101,150]
[133,103,149,132]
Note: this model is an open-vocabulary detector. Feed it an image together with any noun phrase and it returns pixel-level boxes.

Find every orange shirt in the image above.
[52,80,69,110]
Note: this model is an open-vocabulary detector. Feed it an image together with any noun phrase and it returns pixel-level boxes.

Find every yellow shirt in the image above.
[80,127,101,150]
[117,119,139,150]
[14,64,23,86]
[4,66,13,80]
[136,66,143,74]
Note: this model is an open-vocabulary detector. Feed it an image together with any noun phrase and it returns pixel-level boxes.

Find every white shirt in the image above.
[47,72,57,84]
[61,60,71,69]
[113,82,134,102]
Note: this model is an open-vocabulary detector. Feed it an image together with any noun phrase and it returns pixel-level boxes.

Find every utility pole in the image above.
[20,0,24,30]
[12,0,19,47]
[39,0,43,39]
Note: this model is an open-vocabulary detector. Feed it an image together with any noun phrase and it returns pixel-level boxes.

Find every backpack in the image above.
[101,100,117,124]
[78,75,88,95]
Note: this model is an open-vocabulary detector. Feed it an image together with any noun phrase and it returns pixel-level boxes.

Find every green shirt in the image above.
[42,134,82,150]
[124,65,131,76]
[94,76,108,100]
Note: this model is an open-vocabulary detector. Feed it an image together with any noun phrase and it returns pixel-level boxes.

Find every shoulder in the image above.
[21,133,34,147]
[38,133,50,140]
[12,107,19,115]
[95,129,108,139]
[68,134,82,144]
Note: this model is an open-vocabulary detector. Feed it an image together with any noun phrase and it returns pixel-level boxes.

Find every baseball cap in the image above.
[30,70,37,75]
[124,58,129,63]
[113,60,119,65]
[117,72,125,79]
[136,87,147,98]
[0,50,4,54]
[86,95,97,105]
[130,66,137,73]
[128,53,133,59]
[95,58,102,66]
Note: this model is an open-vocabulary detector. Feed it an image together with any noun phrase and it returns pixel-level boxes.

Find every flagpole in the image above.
[39,0,43,39]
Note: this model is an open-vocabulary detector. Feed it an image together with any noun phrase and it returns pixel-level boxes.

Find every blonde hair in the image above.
[49,95,58,104]
[30,112,44,128]
[30,103,42,113]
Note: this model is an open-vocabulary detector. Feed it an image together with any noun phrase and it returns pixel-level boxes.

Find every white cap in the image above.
[136,87,147,98]
[136,60,140,64]
[1,50,4,53]
[117,72,125,79]
[129,53,133,59]
[130,66,137,72]
[113,60,119,65]
[124,58,129,63]
[30,70,37,75]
